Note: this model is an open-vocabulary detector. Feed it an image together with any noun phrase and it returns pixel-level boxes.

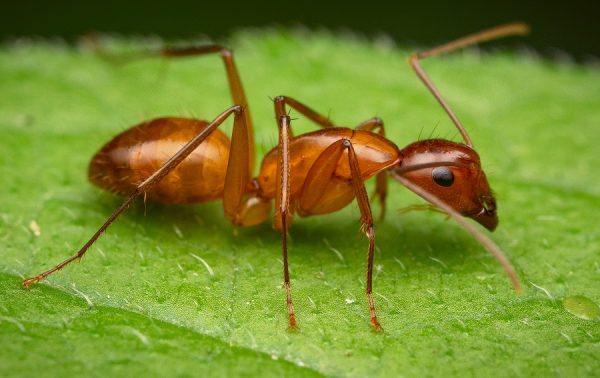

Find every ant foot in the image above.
[371,317,383,332]
[22,276,42,288]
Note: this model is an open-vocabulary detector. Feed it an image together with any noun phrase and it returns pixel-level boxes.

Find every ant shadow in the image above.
[95,192,485,274]
[290,214,479,268]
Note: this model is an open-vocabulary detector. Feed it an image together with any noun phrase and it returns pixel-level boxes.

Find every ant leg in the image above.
[296,140,347,213]
[297,139,382,331]
[398,203,446,215]
[275,112,297,329]
[410,23,529,146]
[356,117,388,220]
[222,95,253,224]
[343,139,382,331]
[355,117,384,132]
[274,96,336,136]
[22,105,245,288]
[95,43,255,171]
[160,46,253,168]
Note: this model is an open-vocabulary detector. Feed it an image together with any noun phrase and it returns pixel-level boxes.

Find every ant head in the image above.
[394,139,498,231]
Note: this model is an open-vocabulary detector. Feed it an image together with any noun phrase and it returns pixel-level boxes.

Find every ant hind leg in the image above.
[23,106,246,287]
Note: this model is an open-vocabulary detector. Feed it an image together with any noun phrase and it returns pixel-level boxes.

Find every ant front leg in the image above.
[23,106,246,287]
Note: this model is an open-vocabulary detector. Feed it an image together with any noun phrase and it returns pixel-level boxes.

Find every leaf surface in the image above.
[1,31,599,377]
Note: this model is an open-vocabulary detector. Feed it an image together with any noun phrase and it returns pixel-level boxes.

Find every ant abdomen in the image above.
[89,117,231,204]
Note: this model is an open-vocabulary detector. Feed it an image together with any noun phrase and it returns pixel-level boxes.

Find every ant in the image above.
[23,23,529,331]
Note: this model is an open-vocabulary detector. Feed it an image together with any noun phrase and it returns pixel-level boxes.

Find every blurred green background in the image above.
[3,0,599,61]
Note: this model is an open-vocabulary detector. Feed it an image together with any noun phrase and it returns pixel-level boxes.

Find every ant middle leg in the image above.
[274,95,335,136]
[272,96,342,328]
[272,96,388,329]
[275,111,297,329]
[295,138,382,331]
[274,95,387,137]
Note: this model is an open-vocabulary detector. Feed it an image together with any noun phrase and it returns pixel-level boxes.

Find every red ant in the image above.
[23,23,529,331]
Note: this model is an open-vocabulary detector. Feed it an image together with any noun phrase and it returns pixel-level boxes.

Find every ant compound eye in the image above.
[432,166,454,187]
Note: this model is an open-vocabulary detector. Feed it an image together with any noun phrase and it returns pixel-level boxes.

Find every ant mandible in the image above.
[23,23,529,331]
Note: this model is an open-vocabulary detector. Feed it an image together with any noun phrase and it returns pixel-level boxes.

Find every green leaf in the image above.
[1,30,599,377]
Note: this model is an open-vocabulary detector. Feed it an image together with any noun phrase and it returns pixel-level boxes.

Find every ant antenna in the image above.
[410,23,530,147]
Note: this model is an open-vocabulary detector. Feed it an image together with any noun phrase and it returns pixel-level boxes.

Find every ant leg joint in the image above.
[365,224,375,239]
[342,139,352,147]
[274,95,286,103]
[371,117,384,126]
[229,105,244,115]
[220,47,233,57]
[278,114,291,125]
